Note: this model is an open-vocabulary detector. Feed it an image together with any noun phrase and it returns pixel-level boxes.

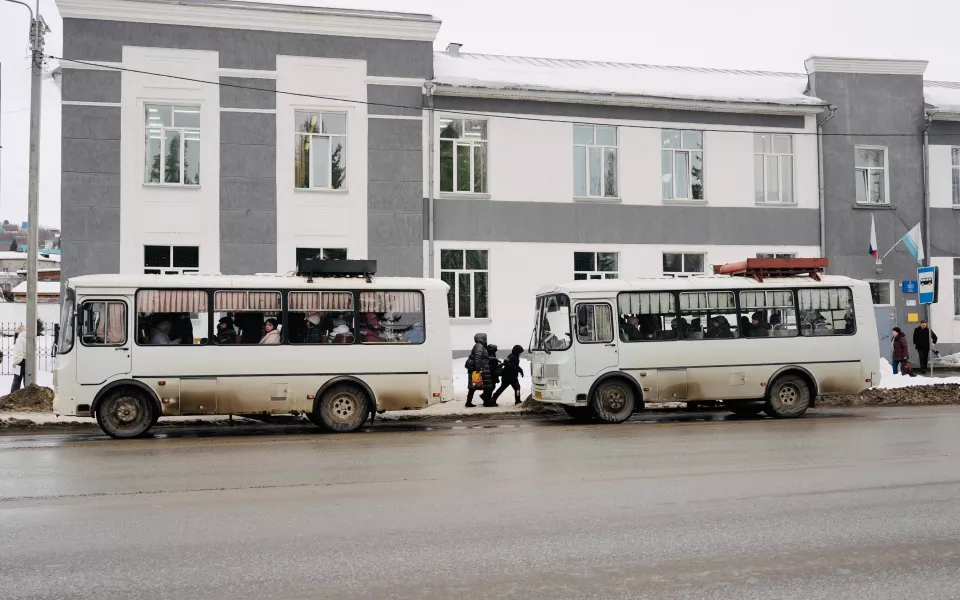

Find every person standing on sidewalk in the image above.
[891,327,910,375]
[912,320,938,374]
[10,325,27,393]
[464,333,491,408]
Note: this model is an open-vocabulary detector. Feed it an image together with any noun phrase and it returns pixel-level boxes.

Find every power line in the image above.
[50,55,948,139]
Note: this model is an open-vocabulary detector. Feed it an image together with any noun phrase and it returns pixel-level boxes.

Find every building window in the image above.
[294,111,347,190]
[440,249,488,319]
[573,124,618,198]
[295,248,347,268]
[866,280,894,306]
[756,253,797,259]
[855,146,888,204]
[662,130,704,200]
[144,245,199,275]
[439,119,487,194]
[954,258,960,317]
[662,252,705,276]
[144,104,200,186]
[574,252,618,280]
[952,148,960,205]
[754,134,793,204]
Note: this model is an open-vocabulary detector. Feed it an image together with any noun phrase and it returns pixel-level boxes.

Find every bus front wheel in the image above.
[96,388,157,439]
[590,379,635,424]
[764,375,811,418]
[311,383,370,433]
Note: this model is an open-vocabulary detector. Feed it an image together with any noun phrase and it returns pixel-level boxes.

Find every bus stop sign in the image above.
[918,266,938,305]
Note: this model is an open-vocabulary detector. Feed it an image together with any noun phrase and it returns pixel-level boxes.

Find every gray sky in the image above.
[2,0,959,228]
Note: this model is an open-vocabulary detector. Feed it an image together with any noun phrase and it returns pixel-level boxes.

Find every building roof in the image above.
[433,51,825,108]
[120,0,438,22]
[925,80,960,116]
[12,282,61,295]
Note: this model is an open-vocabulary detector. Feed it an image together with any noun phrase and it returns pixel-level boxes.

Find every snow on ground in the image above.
[876,358,960,389]
[937,352,960,367]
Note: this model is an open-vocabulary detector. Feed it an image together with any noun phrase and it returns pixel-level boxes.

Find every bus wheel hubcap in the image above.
[114,399,139,423]
[331,396,357,421]
[778,385,798,405]
[601,387,626,412]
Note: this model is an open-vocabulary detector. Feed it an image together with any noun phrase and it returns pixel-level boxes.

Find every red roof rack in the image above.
[712,258,828,282]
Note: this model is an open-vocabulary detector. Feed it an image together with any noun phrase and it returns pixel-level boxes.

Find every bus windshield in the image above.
[532,294,571,351]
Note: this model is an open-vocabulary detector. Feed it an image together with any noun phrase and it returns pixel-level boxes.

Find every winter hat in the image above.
[306,313,321,326]
[487,344,498,354]
[512,344,524,355]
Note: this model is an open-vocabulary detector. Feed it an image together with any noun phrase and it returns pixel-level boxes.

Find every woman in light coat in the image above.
[10,325,27,393]
[259,318,281,345]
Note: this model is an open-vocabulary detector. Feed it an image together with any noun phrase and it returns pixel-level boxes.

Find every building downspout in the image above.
[816,105,837,261]
[424,81,436,278]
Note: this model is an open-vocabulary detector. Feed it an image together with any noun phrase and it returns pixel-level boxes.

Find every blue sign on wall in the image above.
[918,266,938,305]
[902,280,918,294]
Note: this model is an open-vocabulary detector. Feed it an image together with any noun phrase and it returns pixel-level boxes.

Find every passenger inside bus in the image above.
[149,320,181,345]
[260,318,281,345]
[216,316,238,344]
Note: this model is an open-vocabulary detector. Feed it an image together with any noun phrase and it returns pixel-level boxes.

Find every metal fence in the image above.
[0,321,57,375]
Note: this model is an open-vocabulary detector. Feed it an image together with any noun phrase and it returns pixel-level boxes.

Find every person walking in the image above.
[912,320,938,373]
[492,344,525,405]
[484,344,502,407]
[10,325,27,393]
[891,327,910,375]
[464,333,491,408]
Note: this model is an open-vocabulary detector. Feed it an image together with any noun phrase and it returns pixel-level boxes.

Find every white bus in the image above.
[530,271,877,422]
[53,270,453,438]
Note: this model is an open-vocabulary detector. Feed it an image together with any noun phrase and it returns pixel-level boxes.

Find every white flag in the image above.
[901,223,924,264]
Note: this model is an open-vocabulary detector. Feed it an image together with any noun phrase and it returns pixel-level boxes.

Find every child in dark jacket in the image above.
[484,345,502,407]
[492,345,525,405]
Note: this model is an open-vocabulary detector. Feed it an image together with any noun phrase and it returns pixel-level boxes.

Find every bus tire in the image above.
[562,405,594,423]
[726,402,765,417]
[764,375,811,418]
[314,383,370,433]
[590,379,635,424]
[95,387,156,439]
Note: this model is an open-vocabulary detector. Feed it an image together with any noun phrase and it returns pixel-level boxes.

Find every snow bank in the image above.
[937,352,960,367]
[435,52,822,107]
[876,358,960,389]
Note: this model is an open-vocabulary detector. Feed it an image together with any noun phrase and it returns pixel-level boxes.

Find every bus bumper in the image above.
[52,394,79,417]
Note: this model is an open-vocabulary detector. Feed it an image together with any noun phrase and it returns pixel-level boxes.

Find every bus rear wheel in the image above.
[764,375,811,418]
[96,388,156,439]
[311,383,370,433]
[590,379,635,424]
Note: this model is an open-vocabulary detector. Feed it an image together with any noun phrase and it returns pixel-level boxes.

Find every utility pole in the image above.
[6,0,47,385]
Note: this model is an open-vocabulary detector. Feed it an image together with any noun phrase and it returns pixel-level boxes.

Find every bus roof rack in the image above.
[712,258,828,282]
[297,258,377,283]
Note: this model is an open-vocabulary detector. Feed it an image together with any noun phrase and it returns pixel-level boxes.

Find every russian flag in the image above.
[869,215,879,259]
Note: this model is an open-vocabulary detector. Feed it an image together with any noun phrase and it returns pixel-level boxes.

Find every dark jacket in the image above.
[489,353,502,386]
[501,352,524,382]
[913,326,937,350]
[893,334,910,361]
[467,333,492,390]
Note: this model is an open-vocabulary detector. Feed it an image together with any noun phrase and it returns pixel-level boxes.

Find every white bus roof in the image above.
[538,275,865,296]
[67,273,449,292]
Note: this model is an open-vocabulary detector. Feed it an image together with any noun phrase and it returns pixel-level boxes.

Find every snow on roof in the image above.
[122,0,438,22]
[12,282,61,295]
[434,52,825,107]
[0,251,60,262]
[925,80,960,115]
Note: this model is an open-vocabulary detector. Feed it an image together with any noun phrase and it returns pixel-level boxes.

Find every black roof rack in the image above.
[297,258,377,282]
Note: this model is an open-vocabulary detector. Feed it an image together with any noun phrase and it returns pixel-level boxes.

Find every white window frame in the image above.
[440,249,489,320]
[438,118,488,195]
[662,252,707,277]
[951,147,960,206]
[854,145,890,205]
[756,253,797,259]
[661,129,704,201]
[754,134,794,204]
[574,251,619,280]
[294,110,348,191]
[865,279,895,307]
[144,104,201,187]
[143,245,200,275]
[573,124,619,199]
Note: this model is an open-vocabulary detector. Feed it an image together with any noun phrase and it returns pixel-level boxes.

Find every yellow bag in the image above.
[470,371,483,388]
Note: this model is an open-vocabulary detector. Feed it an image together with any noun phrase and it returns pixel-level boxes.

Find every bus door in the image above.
[574,301,619,377]
[77,298,132,385]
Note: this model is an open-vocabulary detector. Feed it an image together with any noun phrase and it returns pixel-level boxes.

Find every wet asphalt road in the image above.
[2,406,960,600]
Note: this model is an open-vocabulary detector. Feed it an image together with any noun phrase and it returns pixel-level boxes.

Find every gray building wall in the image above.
[60,17,433,279]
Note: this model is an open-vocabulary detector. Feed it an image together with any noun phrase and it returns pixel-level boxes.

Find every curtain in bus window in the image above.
[358,292,422,313]
[289,291,354,311]
[214,291,280,312]
[138,290,207,313]
[798,288,854,336]
[357,292,424,344]
[593,305,614,342]
[106,302,125,344]
[618,292,674,315]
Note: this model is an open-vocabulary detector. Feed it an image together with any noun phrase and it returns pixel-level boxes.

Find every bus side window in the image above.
[136,289,207,345]
[80,301,127,346]
[357,291,424,344]
[798,288,855,336]
[740,290,798,338]
[288,291,356,344]
[576,304,614,343]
